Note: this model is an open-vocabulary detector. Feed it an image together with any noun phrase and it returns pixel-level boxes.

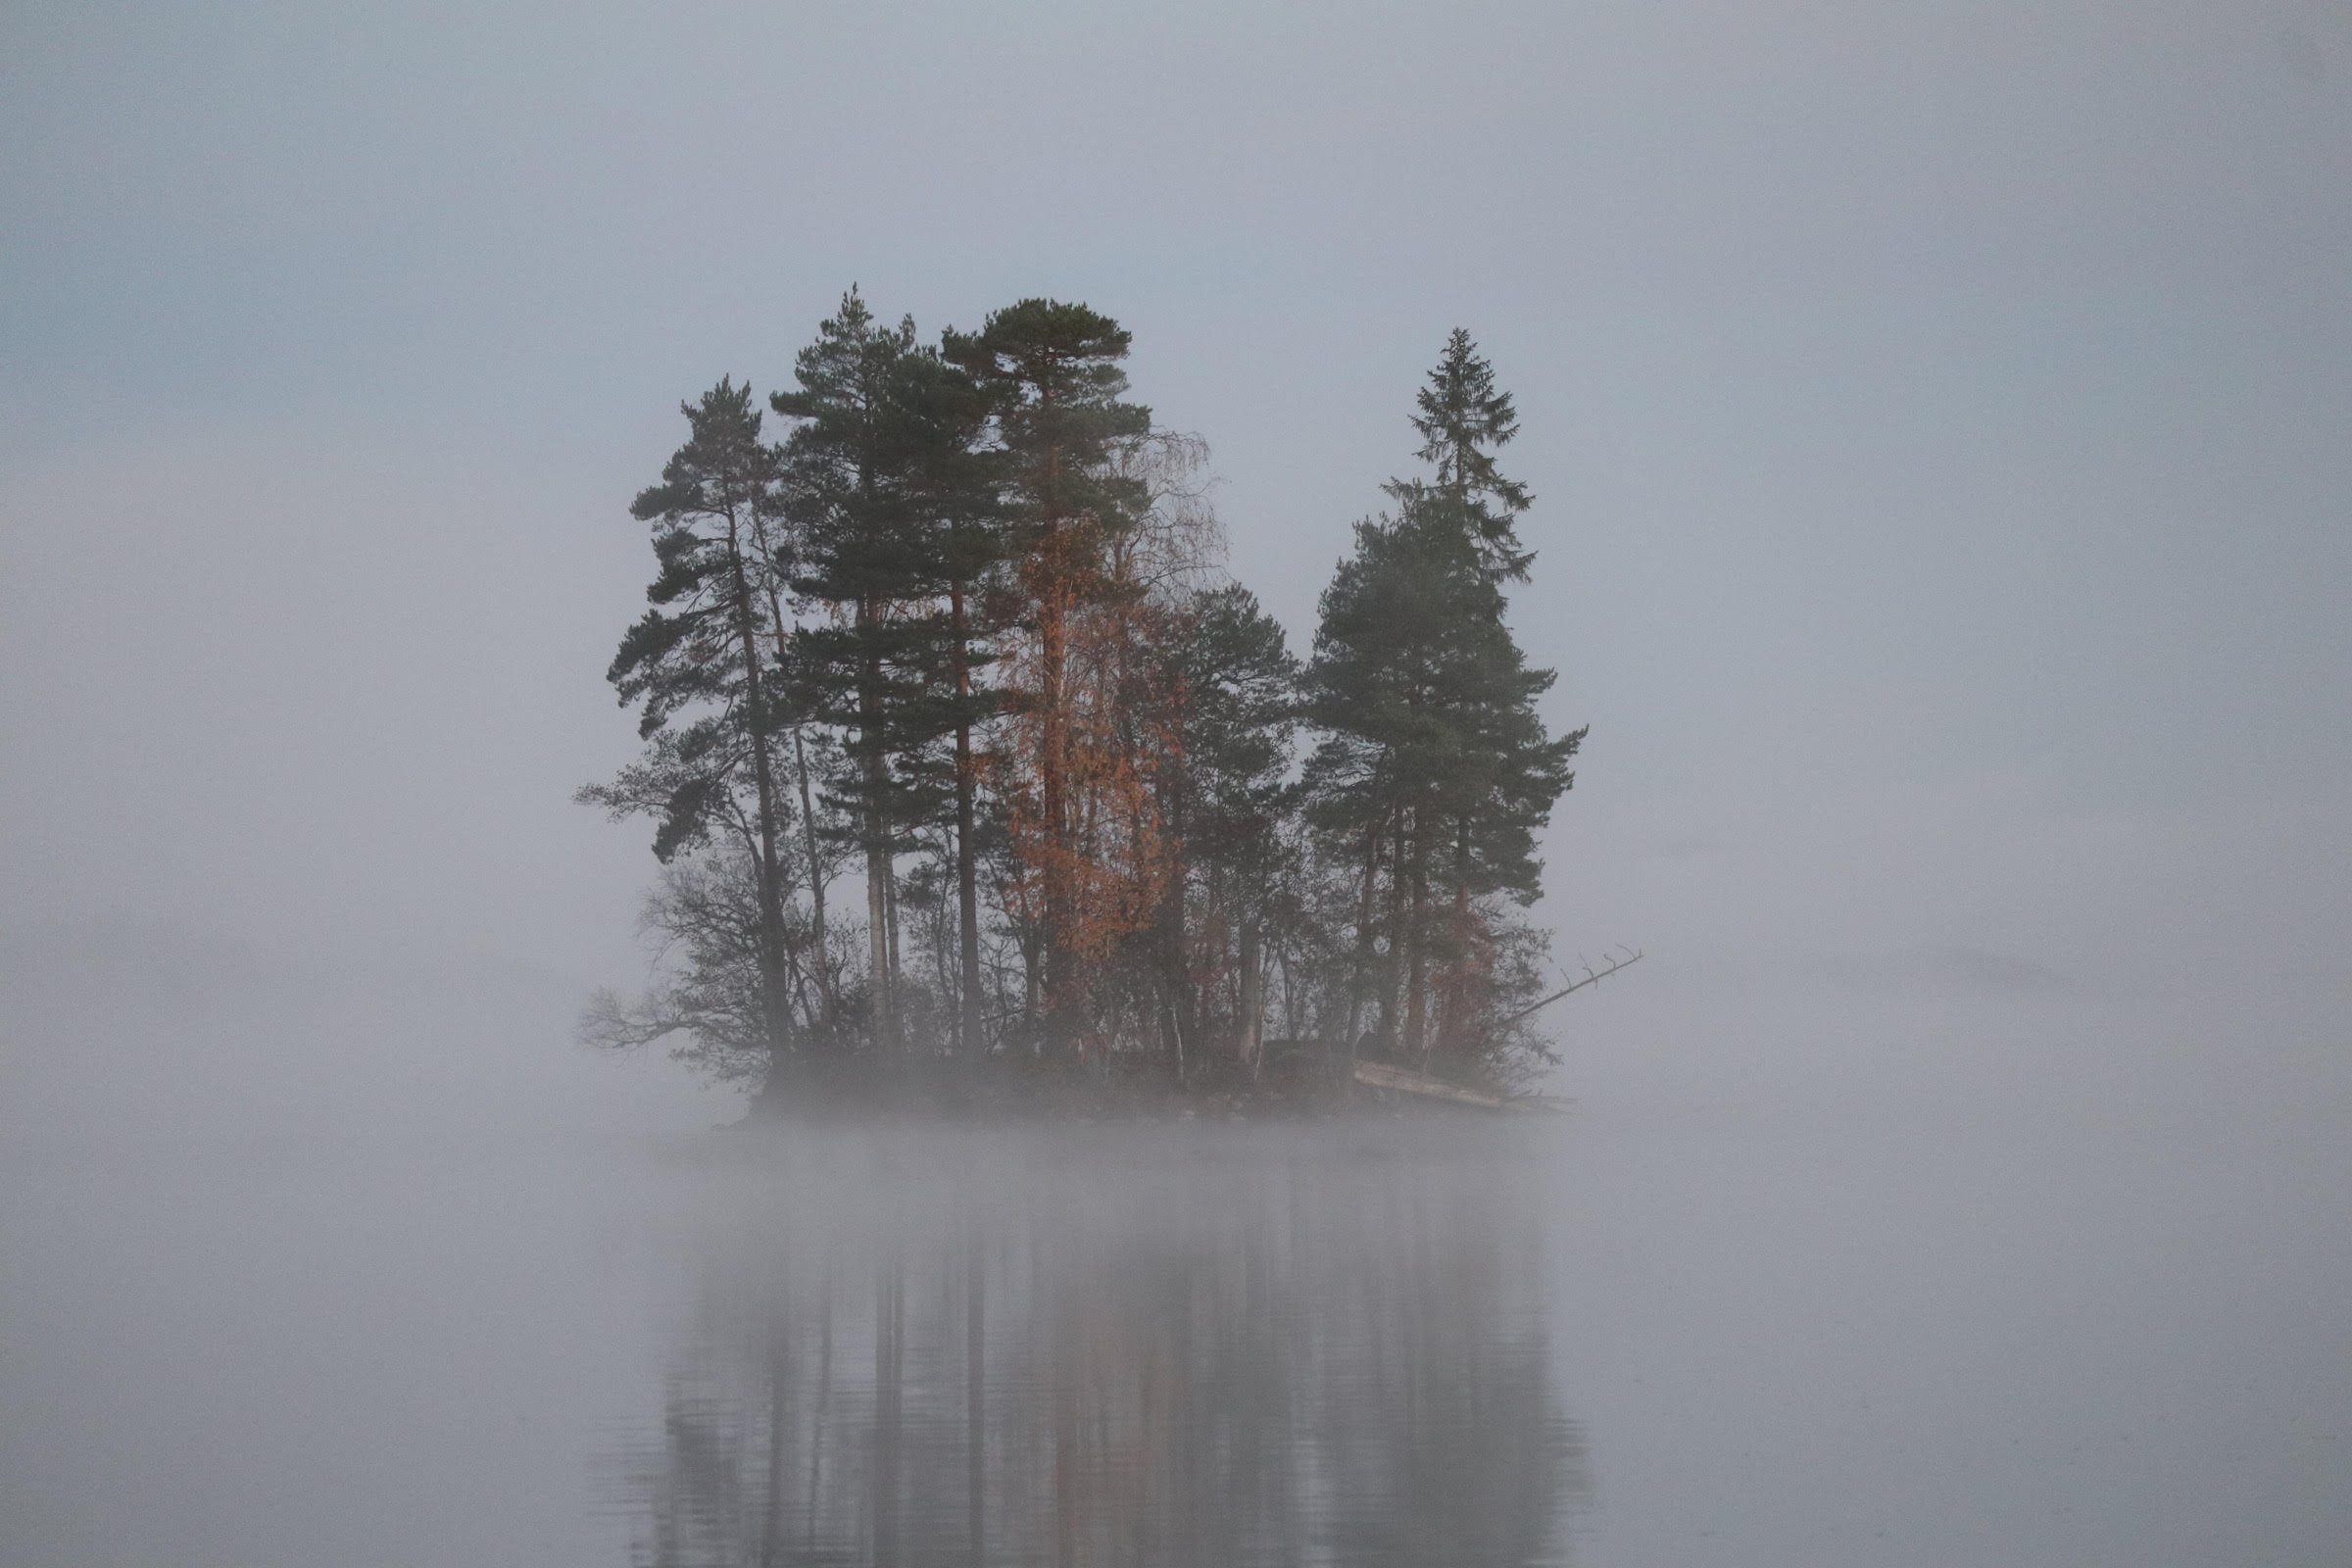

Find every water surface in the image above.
[605,1122,1583,1566]
[3,975,2347,1566]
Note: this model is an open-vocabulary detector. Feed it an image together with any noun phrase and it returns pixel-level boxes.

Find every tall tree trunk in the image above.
[858,595,896,1053]
[1032,417,1084,1064]
[1442,823,1472,1055]
[1379,807,1408,1052]
[1155,757,1190,1070]
[933,892,956,1029]
[793,726,837,1033]
[1406,820,1430,1066]
[1345,808,1385,1051]
[1021,932,1042,1043]
[885,859,903,1024]
[724,517,794,1083]
[952,584,984,1058]
[1238,917,1265,1077]
[866,835,892,1051]
[768,593,839,1038]
[1037,565,1073,1057]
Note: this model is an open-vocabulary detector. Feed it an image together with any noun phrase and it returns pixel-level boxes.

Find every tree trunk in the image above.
[1021,932,1042,1045]
[952,584,984,1058]
[858,595,896,1053]
[1036,559,1074,1059]
[1345,808,1385,1049]
[1406,825,1430,1066]
[1238,918,1266,1077]
[767,594,838,1039]
[1155,755,1191,1070]
[1442,824,1472,1055]
[724,515,794,1084]
[866,835,892,1051]
[885,858,903,1029]
[793,727,837,1034]
[1029,414,1087,1065]
[1379,808,1407,1053]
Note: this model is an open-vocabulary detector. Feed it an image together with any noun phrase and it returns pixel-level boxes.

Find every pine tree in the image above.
[774,290,994,1054]
[579,378,799,1078]
[944,300,1153,1058]
[899,344,1003,1057]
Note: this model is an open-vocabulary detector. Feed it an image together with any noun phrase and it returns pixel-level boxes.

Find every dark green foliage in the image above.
[1384,326,1536,585]
[1303,513,1578,905]
[1170,584,1298,892]
[943,299,1154,560]
[773,292,969,850]
[605,378,788,754]
[578,723,740,865]
[1142,584,1303,1067]
[1299,331,1584,1067]
[579,377,806,1078]
[771,290,1004,1053]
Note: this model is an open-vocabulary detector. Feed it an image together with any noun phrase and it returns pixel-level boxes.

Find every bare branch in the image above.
[577,987,690,1052]
[1488,946,1642,1033]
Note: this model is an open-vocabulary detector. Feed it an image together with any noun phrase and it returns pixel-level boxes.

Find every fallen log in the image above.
[1351,1059,1506,1109]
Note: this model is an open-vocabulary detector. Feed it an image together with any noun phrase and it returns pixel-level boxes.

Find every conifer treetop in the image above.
[1388,328,1536,584]
[942,300,1152,475]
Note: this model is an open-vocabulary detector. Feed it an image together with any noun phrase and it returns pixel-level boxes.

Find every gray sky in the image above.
[4,0,2348,1000]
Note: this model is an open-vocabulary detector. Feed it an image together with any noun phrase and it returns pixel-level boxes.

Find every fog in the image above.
[4,2,2349,1563]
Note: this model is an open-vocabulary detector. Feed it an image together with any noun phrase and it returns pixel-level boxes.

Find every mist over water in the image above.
[3,938,2346,1565]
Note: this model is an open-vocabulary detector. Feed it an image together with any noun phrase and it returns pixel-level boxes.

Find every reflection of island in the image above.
[607,1126,1589,1567]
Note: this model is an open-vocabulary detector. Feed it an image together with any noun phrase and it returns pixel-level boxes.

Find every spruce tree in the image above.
[1302,332,1582,1069]
[1384,326,1537,584]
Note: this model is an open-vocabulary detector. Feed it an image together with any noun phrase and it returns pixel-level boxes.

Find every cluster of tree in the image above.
[579,292,1586,1102]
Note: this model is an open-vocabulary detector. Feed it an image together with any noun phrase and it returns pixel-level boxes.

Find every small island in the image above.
[579,294,1617,1117]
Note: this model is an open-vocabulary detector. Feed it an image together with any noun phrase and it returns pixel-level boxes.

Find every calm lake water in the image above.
[609,1121,1583,1567]
[2,974,2347,1566]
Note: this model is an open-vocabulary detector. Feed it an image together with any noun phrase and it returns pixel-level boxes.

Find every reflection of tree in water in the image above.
[610,1128,1588,1567]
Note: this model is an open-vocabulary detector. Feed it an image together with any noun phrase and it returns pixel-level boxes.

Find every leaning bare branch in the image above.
[1488,947,1642,1033]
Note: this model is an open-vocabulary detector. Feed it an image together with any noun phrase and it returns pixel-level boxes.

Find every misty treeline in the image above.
[579,292,1585,1104]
